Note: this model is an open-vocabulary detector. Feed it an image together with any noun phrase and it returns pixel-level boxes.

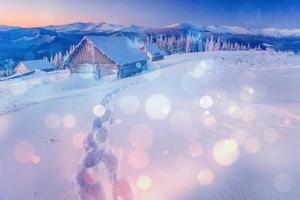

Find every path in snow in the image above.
[76,89,133,200]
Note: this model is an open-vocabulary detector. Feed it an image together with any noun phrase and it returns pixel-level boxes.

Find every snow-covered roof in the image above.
[86,36,147,65]
[19,59,55,70]
[144,44,162,54]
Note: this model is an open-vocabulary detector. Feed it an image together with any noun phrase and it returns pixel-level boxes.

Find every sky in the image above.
[1,0,300,28]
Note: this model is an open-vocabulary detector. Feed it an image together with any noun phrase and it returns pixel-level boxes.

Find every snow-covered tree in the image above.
[207,36,215,51]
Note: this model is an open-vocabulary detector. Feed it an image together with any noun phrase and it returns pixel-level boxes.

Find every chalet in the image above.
[64,36,148,78]
[15,59,55,74]
[142,44,165,61]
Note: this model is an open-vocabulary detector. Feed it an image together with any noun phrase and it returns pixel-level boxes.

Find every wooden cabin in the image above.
[142,44,165,61]
[15,59,55,74]
[64,36,148,78]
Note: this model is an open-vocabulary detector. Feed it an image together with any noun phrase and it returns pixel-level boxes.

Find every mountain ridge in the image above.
[2,22,300,71]
[2,22,300,38]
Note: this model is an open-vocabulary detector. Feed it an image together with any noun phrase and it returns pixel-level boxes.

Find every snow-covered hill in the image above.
[204,25,300,38]
[44,22,124,33]
[0,51,300,200]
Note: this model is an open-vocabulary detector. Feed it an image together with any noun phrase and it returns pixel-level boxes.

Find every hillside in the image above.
[0,51,300,199]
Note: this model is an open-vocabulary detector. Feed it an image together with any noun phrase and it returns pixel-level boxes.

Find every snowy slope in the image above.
[202,25,300,37]
[163,23,300,38]
[1,51,300,200]
[44,22,124,33]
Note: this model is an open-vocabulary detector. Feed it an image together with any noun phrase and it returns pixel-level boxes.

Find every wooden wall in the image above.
[15,63,30,74]
[69,38,118,76]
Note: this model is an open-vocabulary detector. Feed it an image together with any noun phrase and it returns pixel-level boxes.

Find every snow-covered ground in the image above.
[1,51,300,200]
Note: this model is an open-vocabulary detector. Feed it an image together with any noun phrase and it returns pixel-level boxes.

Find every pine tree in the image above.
[214,37,221,51]
[185,35,191,53]
[208,36,215,51]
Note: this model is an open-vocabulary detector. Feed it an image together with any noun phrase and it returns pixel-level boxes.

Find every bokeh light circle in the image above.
[128,124,154,149]
[72,132,87,149]
[128,149,150,169]
[188,143,203,158]
[145,94,171,120]
[213,139,239,166]
[199,96,213,109]
[136,175,152,190]
[244,138,261,154]
[197,169,215,186]
[119,94,140,115]
[63,114,77,129]
[14,141,36,164]
[263,128,279,144]
[45,113,61,129]
[93,104,106,117]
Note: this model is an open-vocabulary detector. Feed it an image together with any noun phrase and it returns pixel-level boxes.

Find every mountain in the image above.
[0,25,19,32]
[202,25,300,38]
[146,23,206,37]
[1,22,300,70]
[44,22,124,34]
[146,23,300,52]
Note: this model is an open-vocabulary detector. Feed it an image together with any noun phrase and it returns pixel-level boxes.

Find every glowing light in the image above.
[197,169,215,186]
[119,94,140,115]
[240,86,256,102]
[230,130,247,145]
[200,59,214,70]
[93,104,106,117]
[188,143,203,158]
[128,149,150,169]
[204,110,210,116]
[199,96,213,109]
[83,168,100,185]
[263,128,279,144]
[213,139,239,166]
[189,59,214,78]
[14,142,36,164]
[136,175,152,190]
[244,138,261,154]
[181,75,200,93]
[202,115,217,129]
[187,60,208,78]
[284,118,292,127]
[163,150,169,155]
[45,113,61,129]
[274,173,294,193]
[32,155,41,165]
[115,118,122,125]
[63,114,77,129]
[228,105,242,119]
[72,132,87,149]
[145,94,171,120]
[128,124,154,149]
[248,87,255,95]
[136,62,142,68]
